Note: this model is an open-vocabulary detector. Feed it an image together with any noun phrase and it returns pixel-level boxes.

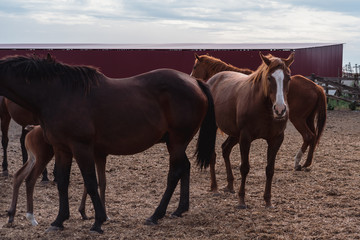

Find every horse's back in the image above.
[207,71,251,136]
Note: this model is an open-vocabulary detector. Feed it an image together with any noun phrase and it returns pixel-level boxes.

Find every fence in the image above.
[309,74,360,107]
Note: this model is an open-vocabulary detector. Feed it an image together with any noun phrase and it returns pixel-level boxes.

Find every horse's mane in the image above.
[198,55,253,78]
[0,55,103,94]
[249,54,289,97]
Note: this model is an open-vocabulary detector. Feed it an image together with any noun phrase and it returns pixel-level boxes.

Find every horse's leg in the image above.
[1,110,10,176]
[291,119,315,171]
[78,155,107,221]
[302,115,317,168]
[221,136,238,193]
[48,150,73,232]
[238,135,251,209]
[78,185,89,220]
[146,144,188,225]
[7,157,35,224]
[72,146,107,233]
[25,147,54,226]
[96,156,107,218]
[209,151,218,192]
[264,133,284,208]
[20,127,29,164]
[171,153,190,218]
[20,127,49,182]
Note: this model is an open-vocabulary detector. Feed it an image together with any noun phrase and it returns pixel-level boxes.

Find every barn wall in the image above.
[0,45,343,78]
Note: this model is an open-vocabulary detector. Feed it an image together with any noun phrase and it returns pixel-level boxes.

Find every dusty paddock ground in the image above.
[0,110,359,239]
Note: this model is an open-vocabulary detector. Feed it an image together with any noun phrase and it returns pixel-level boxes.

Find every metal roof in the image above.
[0,43,343,50]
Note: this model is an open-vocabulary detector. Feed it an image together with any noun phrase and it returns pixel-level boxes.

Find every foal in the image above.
[7,125,106,225]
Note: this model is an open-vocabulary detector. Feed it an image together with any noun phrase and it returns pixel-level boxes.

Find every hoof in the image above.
[1,170,9,177]
[265,204,275,209]
[79,211,89,220]
[40,180,50,185]
[236,204,247,209]
[90,224,103,234]
[46,225,64,233]
[170,212,183,219]
[144,217,158,226]
[294,165,302,171]
[223,187,235,194]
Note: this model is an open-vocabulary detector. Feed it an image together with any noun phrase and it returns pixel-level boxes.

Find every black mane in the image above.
[0,55,103,94]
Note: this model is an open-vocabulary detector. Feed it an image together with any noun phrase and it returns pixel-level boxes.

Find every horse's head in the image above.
[190,53,212,81]
[259,52,294,120]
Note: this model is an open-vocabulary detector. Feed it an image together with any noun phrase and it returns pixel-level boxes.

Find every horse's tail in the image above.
[314,85,327,146]
[195,79,217,169]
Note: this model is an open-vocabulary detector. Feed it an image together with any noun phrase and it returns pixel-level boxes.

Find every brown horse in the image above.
[0,97,50,181]
[191,53,326,193]
[7,125,106,226]
[0,54,216,233]
[203,52,294,208]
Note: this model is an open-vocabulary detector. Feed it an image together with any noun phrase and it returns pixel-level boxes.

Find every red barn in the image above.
[0,43,343,78]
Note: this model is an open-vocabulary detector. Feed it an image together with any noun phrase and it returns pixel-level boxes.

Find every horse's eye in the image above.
[267,76,272,81]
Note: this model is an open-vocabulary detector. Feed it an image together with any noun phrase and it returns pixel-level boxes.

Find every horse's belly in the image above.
[96,130,165,155]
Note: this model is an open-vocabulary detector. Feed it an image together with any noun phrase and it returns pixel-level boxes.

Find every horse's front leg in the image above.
[238,136,251,209]
[48,150,72,232]
[221,136,238,193]
[264,133,284,208]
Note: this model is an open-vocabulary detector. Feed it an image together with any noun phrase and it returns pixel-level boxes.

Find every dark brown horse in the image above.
[191,54,326,193]
[7,125,106,226]
[203,52,294,208]
[0,54,216,233]
[0,97,50,181]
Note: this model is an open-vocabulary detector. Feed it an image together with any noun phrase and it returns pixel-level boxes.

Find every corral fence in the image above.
[309,74,360,109]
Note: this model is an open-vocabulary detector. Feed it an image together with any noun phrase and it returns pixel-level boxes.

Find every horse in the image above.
[190,53,327,193]
[0,54,217,233]
[0,97,50,181]
[202,52,294,208]
[7,125,106,226]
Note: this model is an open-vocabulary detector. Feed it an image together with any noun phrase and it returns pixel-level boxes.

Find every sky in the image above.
[0,0,360,69]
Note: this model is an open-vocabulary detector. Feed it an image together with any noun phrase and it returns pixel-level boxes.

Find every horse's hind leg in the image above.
[146,144,189,225]
[302,116,317,168]
[171,153,190,218]
[221,136,238,193]
[25,149,54,226]
[7,154,35,224]
[291,119,315,171]
[78,155,107,221]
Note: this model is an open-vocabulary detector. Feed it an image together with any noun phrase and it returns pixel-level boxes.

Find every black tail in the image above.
[195,79,217,169]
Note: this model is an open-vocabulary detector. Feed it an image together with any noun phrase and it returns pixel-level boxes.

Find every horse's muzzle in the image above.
[273,104,287,119]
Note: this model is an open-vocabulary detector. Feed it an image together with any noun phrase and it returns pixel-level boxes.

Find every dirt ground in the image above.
[0,110,359,239]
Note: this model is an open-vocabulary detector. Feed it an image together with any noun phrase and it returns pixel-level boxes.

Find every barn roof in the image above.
[0,43,343,51]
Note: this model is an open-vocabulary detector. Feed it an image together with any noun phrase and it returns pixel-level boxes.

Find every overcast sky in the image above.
[0,0,359,69]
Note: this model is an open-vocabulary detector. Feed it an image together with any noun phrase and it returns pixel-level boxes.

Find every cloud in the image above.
[0,0,359,63]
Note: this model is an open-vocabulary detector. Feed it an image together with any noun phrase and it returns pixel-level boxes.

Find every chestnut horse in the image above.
[191,53,326,193]
[7,125,105,226]
[0,54,216,233]
[0,97,50,181]
[204,52,294,208]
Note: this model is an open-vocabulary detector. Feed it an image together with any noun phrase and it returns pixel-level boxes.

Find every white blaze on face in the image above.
[271,69,287,117]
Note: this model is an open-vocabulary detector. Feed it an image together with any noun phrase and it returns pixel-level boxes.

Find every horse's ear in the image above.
[284,52,295,67]
[46,53,52,61]
[259,52,271,66]
[194,53,201,61]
